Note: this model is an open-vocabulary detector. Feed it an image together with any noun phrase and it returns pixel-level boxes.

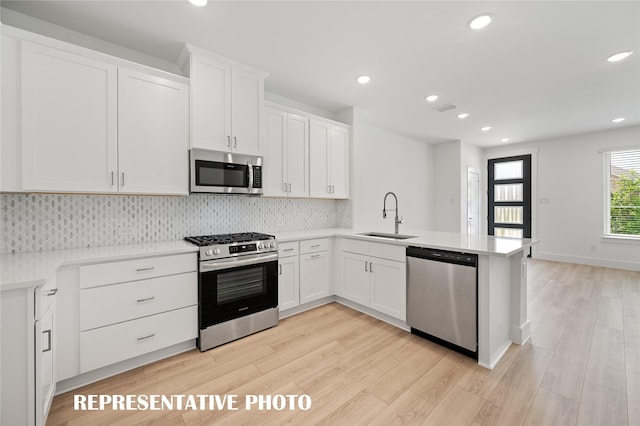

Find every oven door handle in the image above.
[200,252,278,272]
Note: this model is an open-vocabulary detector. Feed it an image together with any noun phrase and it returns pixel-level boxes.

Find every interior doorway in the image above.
[467,167,480,236]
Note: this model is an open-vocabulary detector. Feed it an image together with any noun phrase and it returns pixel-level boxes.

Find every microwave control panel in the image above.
[253,166,262,188]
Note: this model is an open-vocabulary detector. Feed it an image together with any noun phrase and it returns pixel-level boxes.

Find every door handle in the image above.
[279,264,282,275]
[111,171,114,186]
[42,329,52,352]
[233,136,237,148]
[369,262,373,273]
[227,136,231,147]
[364,261,368,272]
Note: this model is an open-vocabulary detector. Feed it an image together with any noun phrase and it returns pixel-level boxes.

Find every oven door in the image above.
[199,253,278,329]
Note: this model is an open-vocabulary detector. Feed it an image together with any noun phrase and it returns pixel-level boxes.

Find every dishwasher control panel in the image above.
[406,246,477,267]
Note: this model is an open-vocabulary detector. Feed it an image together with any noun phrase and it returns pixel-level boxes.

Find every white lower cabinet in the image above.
[278,242,300,311]
[77,254,197,374]
[80,306,197,373]
[1,275,57,426]
[339,238,407,321]
[278,238,331,312]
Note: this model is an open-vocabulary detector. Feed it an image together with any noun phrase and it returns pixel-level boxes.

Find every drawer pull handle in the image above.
[137,334,155,341]
[42,329,52,352]
[136,267,155,272]
[47,288,58,296]
[311,244,321,248]
[310,254,321,258]
[136,296,155,303]
[283,248,294,252]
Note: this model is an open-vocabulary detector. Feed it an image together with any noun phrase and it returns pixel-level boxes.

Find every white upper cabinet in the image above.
[21,41,118,193]
[309,119,350,199]
[187,46,267,156]
[117,68,189,195]
[16,30,190,195]
[264,106,309,197]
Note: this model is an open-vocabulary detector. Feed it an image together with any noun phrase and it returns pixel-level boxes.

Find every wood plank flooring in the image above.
[46,259,640,425]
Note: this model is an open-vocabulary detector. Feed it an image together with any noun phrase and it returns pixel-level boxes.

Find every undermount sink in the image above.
[357,232,418,240]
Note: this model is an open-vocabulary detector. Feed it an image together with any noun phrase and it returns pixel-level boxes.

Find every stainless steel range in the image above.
[184,232,279,351]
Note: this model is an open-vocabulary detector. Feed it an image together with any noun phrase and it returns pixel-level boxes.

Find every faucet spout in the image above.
[383,192,403,234]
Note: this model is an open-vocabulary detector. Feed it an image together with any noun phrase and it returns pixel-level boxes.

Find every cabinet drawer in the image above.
[278,242,299,258]
[80,272,197,331]
[370,242,406,263]
[300,238,329,254]
[80,305,197,373]
[79,253,196,289]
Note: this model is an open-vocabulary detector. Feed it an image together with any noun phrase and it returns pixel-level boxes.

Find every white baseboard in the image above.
[334,297,409,331]
[279,296,335,319]
[535,251,640,271]
[55,340,196,395]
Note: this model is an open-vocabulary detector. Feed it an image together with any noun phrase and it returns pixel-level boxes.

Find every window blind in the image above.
[603,149,640,237]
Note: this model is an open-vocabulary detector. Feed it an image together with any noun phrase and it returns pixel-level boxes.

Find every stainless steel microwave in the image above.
[189,149,263,195]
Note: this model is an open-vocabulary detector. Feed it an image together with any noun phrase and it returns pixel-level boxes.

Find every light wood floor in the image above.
[47,259,640,425]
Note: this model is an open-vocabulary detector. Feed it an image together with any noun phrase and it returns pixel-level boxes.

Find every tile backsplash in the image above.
[0,193,352,254]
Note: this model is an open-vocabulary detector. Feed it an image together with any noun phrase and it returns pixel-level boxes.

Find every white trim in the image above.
[602,234,640,243]
[598,145,640,153]
[534,251,640,271]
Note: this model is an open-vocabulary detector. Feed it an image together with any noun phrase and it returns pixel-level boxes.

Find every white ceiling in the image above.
[2,1,639,147]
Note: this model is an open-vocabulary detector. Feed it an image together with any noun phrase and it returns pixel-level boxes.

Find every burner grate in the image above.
[184,232,274,247]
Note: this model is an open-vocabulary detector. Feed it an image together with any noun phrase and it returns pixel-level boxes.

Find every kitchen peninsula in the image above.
[277,228,536,369]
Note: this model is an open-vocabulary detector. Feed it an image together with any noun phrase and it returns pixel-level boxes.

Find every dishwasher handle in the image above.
[406,246,477,267]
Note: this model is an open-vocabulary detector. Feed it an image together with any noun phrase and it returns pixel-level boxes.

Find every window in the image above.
[603,149,640,237]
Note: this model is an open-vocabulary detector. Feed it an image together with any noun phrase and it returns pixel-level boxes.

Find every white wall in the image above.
[351,112,433,232]
[485,125,640,270]
[433,141,461,232]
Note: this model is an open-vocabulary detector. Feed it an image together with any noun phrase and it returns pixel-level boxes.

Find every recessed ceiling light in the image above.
[607,51,633,62]
[188,0,208,6]
[469,14,494,30]
[481,126,492,132]
[425,95,439,102]
[457,113,469,119]
[356,75,371,84]
[501,138,510,143]
[612,117,625,123]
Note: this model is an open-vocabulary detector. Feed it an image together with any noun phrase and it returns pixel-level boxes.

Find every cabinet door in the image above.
[309,119,330,197]
[286,113,309,197]
[190,54,232,151]
[231,67,263,155]
[264,107,287,196]
[341,252,370,306]
[39,302,56,421]
[21,41,118,192]
[117,68,189,195]
[278,256,299,311]
[329,125,349,199]
[370,258,406,321]
[300,251,330,304]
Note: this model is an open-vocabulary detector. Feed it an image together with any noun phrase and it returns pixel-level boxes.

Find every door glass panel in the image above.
[494,184,523,202]
[494,228,524,238]
[494,206,523,224]
[494,160,523,180]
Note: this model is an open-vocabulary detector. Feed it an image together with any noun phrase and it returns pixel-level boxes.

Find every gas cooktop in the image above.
[184,232,277,261]
[184,232,274,247]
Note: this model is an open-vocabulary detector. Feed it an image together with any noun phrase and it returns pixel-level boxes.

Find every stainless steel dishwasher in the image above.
[406,246,478,359]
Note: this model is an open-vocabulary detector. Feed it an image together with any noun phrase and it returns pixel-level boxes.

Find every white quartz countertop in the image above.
[0,240,198,292]
[276,228,536,257]
[2,228,535,291]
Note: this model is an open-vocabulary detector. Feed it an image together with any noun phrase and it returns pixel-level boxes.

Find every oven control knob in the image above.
[205,249,213,256]
[213,248,221,255]
[257,243,263,249]
[269,242,275,248]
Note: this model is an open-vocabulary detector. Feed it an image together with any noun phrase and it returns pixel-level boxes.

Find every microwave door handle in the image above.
[247,163,253,191]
